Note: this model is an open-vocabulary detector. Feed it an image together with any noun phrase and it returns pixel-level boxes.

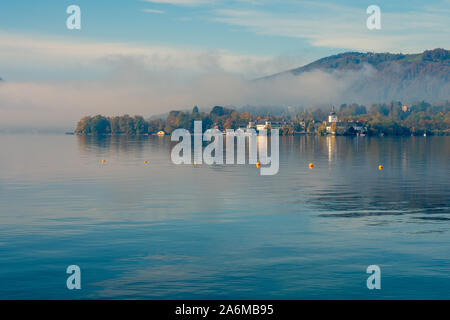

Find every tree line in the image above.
[75,101,450,136]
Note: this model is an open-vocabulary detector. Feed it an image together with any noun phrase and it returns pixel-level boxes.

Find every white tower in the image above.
[328,106,338,123]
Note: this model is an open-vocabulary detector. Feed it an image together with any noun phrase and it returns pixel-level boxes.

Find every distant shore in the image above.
[74,102,450,137]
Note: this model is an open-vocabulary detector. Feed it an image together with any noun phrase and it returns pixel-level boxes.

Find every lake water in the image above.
[0,134,448,299]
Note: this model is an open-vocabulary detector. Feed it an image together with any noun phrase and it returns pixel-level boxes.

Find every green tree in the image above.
[119,115,135,134]
[91,115,110,135]
[134,115,148,135]
[318,123,327,136]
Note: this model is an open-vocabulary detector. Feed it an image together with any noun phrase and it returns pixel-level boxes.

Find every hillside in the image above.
[266,48,449,103]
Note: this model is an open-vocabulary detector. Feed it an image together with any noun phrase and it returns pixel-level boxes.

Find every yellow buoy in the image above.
[144,161,148,164]
[256,162,261,168]
[309,163,314,169]
[378,165,383,171]
[194,162,198,167]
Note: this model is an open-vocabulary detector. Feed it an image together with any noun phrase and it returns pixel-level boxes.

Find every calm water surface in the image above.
[0,134,449,299]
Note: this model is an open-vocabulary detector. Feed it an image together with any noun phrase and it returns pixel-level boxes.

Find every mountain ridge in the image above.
[264,48,449,103]
[271,48,449,76]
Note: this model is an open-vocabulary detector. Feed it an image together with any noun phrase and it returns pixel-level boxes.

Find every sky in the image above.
[0,0,449,129]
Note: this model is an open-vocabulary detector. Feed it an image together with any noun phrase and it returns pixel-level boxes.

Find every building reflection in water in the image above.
[326,135,337,164]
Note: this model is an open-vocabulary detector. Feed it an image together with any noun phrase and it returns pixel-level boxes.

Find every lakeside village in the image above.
[245,106,367,136]
[74,101,450,137]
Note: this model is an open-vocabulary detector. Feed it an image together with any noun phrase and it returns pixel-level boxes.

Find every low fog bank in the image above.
[1,58,448,131]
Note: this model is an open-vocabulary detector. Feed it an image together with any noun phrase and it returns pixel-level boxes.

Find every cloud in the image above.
[0,56,395,130]
[212,3,450,52]
[0,32,281,79]
[1,53,448,131]
[142,9,165,14]
[142,0,215,6]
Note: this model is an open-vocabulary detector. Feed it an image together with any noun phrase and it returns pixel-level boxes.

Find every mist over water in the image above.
[0,134,448,299]
[1,55,448,130]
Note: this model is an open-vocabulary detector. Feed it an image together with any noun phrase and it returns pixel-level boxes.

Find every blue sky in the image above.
[0,0,449,80]
[0,0,448,128]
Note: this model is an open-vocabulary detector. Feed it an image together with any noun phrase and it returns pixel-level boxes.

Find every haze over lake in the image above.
[0,134,448,299]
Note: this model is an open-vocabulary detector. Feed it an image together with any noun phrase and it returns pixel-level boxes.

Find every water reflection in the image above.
[0,134,449,299]
[77,134,169,154]
[326,135,336,163]
[75,135,449,226]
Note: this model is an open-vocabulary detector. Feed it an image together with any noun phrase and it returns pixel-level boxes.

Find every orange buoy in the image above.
[378,165,383,171]
[144,161,148,164]
[309,163,314,169]
[256,162,261,168]
[101,160,106,164]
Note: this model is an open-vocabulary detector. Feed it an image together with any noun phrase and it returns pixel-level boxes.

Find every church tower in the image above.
[328,106,338,123]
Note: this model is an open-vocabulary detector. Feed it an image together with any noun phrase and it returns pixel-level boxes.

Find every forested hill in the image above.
[266,48,449,103]
[287,48,449,74]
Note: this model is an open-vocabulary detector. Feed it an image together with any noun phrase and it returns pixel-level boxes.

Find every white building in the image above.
[247,120,271,131]
[328,106,338,123]
[255,121,270,131]
[250,120,293,131]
